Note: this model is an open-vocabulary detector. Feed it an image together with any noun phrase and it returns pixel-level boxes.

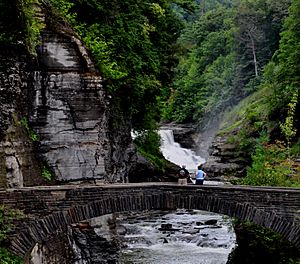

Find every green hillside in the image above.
[162,0,300,187]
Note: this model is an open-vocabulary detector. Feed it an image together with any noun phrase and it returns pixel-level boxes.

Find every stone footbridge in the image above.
[0,183,299,258]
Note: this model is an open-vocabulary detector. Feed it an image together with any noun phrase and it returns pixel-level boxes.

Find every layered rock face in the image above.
[30,214,120,264]
[0,5,135,187]
[0,51,47,187]
[203,134,248,180]
[30,30,108,181]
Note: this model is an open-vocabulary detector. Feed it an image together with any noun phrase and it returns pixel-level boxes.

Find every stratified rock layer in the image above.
[30,30,108,181]
[203,135,247,180]
[0,3,135,186]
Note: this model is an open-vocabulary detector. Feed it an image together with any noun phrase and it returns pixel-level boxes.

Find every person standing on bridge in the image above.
[195,164,206,185]
[177,165,190,185]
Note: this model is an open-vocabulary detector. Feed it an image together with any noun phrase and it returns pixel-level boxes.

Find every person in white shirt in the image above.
[195,164,206,185]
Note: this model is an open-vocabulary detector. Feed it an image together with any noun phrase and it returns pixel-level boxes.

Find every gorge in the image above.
[0,0,300,263]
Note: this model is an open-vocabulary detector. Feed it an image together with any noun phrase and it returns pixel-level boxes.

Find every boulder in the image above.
[128,152,179,183]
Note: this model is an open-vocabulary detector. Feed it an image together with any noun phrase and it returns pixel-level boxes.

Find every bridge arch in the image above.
[2,184,299,258]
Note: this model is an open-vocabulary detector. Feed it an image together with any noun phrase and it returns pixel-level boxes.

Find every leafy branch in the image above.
[280,89,298,148]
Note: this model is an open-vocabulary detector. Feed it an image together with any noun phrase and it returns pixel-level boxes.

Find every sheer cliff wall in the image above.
[0,3,135,187]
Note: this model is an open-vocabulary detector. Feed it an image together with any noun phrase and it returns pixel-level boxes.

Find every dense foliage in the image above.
[227,0,300,187]
[161,0,291,125]
[1,0,299,261]
[3,0,300,183]
[160,0,300,187]
[227,220,300,264]
[0,206,23,264]
[48,0,187,133]
[46,0,192,167]
[133,130,166,170]
[0,0,45,55]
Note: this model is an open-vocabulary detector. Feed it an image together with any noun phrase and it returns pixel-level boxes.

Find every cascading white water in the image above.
[119,209,236,264]
[158,129,205,171]
[115,131,235,263]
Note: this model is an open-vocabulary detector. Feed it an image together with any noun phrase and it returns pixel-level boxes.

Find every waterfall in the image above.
[158,129,205,171]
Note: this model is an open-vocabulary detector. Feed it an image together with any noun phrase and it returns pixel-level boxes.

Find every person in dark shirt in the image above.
[177,165,189,185]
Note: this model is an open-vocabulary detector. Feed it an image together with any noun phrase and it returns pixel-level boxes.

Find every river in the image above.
[117,129,236,263]
[117,209,236,264]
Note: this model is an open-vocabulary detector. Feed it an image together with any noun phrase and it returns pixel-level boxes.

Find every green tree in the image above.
[162,0,291,126]
[47,0,195,161]
[162,6,234,123]
[269,0,300,136]
[233,0,291,90]
[63,0,184,131]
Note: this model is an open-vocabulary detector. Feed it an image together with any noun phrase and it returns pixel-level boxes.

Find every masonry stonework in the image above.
[0,183,299,259]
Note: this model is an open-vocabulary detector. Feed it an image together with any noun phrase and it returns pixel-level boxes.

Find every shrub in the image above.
[41,165,52,181]
[0,248,22,264]
[20,117,38,141]
[134,130,166,170]
[0,206,23,264]
[242,134,295,187]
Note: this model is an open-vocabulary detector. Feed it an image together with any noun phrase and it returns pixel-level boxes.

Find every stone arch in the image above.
[9,189,300,259]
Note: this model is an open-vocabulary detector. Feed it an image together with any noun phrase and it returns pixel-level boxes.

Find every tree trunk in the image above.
[248,30,259,77]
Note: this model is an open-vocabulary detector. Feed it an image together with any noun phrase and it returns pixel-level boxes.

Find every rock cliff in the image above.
[31,29,110,182]
[0,2,135,187]
[167,123,248,181]
[202,134,248,181]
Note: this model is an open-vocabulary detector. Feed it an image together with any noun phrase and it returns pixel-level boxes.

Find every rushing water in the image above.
[158,129,224,186]
[115,129,235,263]
[118,209,236,264]
[158,129,205,172]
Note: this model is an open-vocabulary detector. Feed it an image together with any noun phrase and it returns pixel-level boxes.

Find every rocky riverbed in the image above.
[116,209,236,264]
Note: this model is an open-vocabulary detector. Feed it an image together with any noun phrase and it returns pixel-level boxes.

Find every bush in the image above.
[227,220,300,264]
[0,206,23,264]
[241,134,296,187]
[0,248,22,264]
[133,130,166,170]
[0,206,22,243]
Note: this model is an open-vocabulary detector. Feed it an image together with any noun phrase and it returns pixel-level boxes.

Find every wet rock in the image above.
[161,223,172,230]
[204,219,218,225]
[173,127,196,149]
[116,226,127,236]
[182,229,200,235]
[159,223,180,232]
[70,227,120,264]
